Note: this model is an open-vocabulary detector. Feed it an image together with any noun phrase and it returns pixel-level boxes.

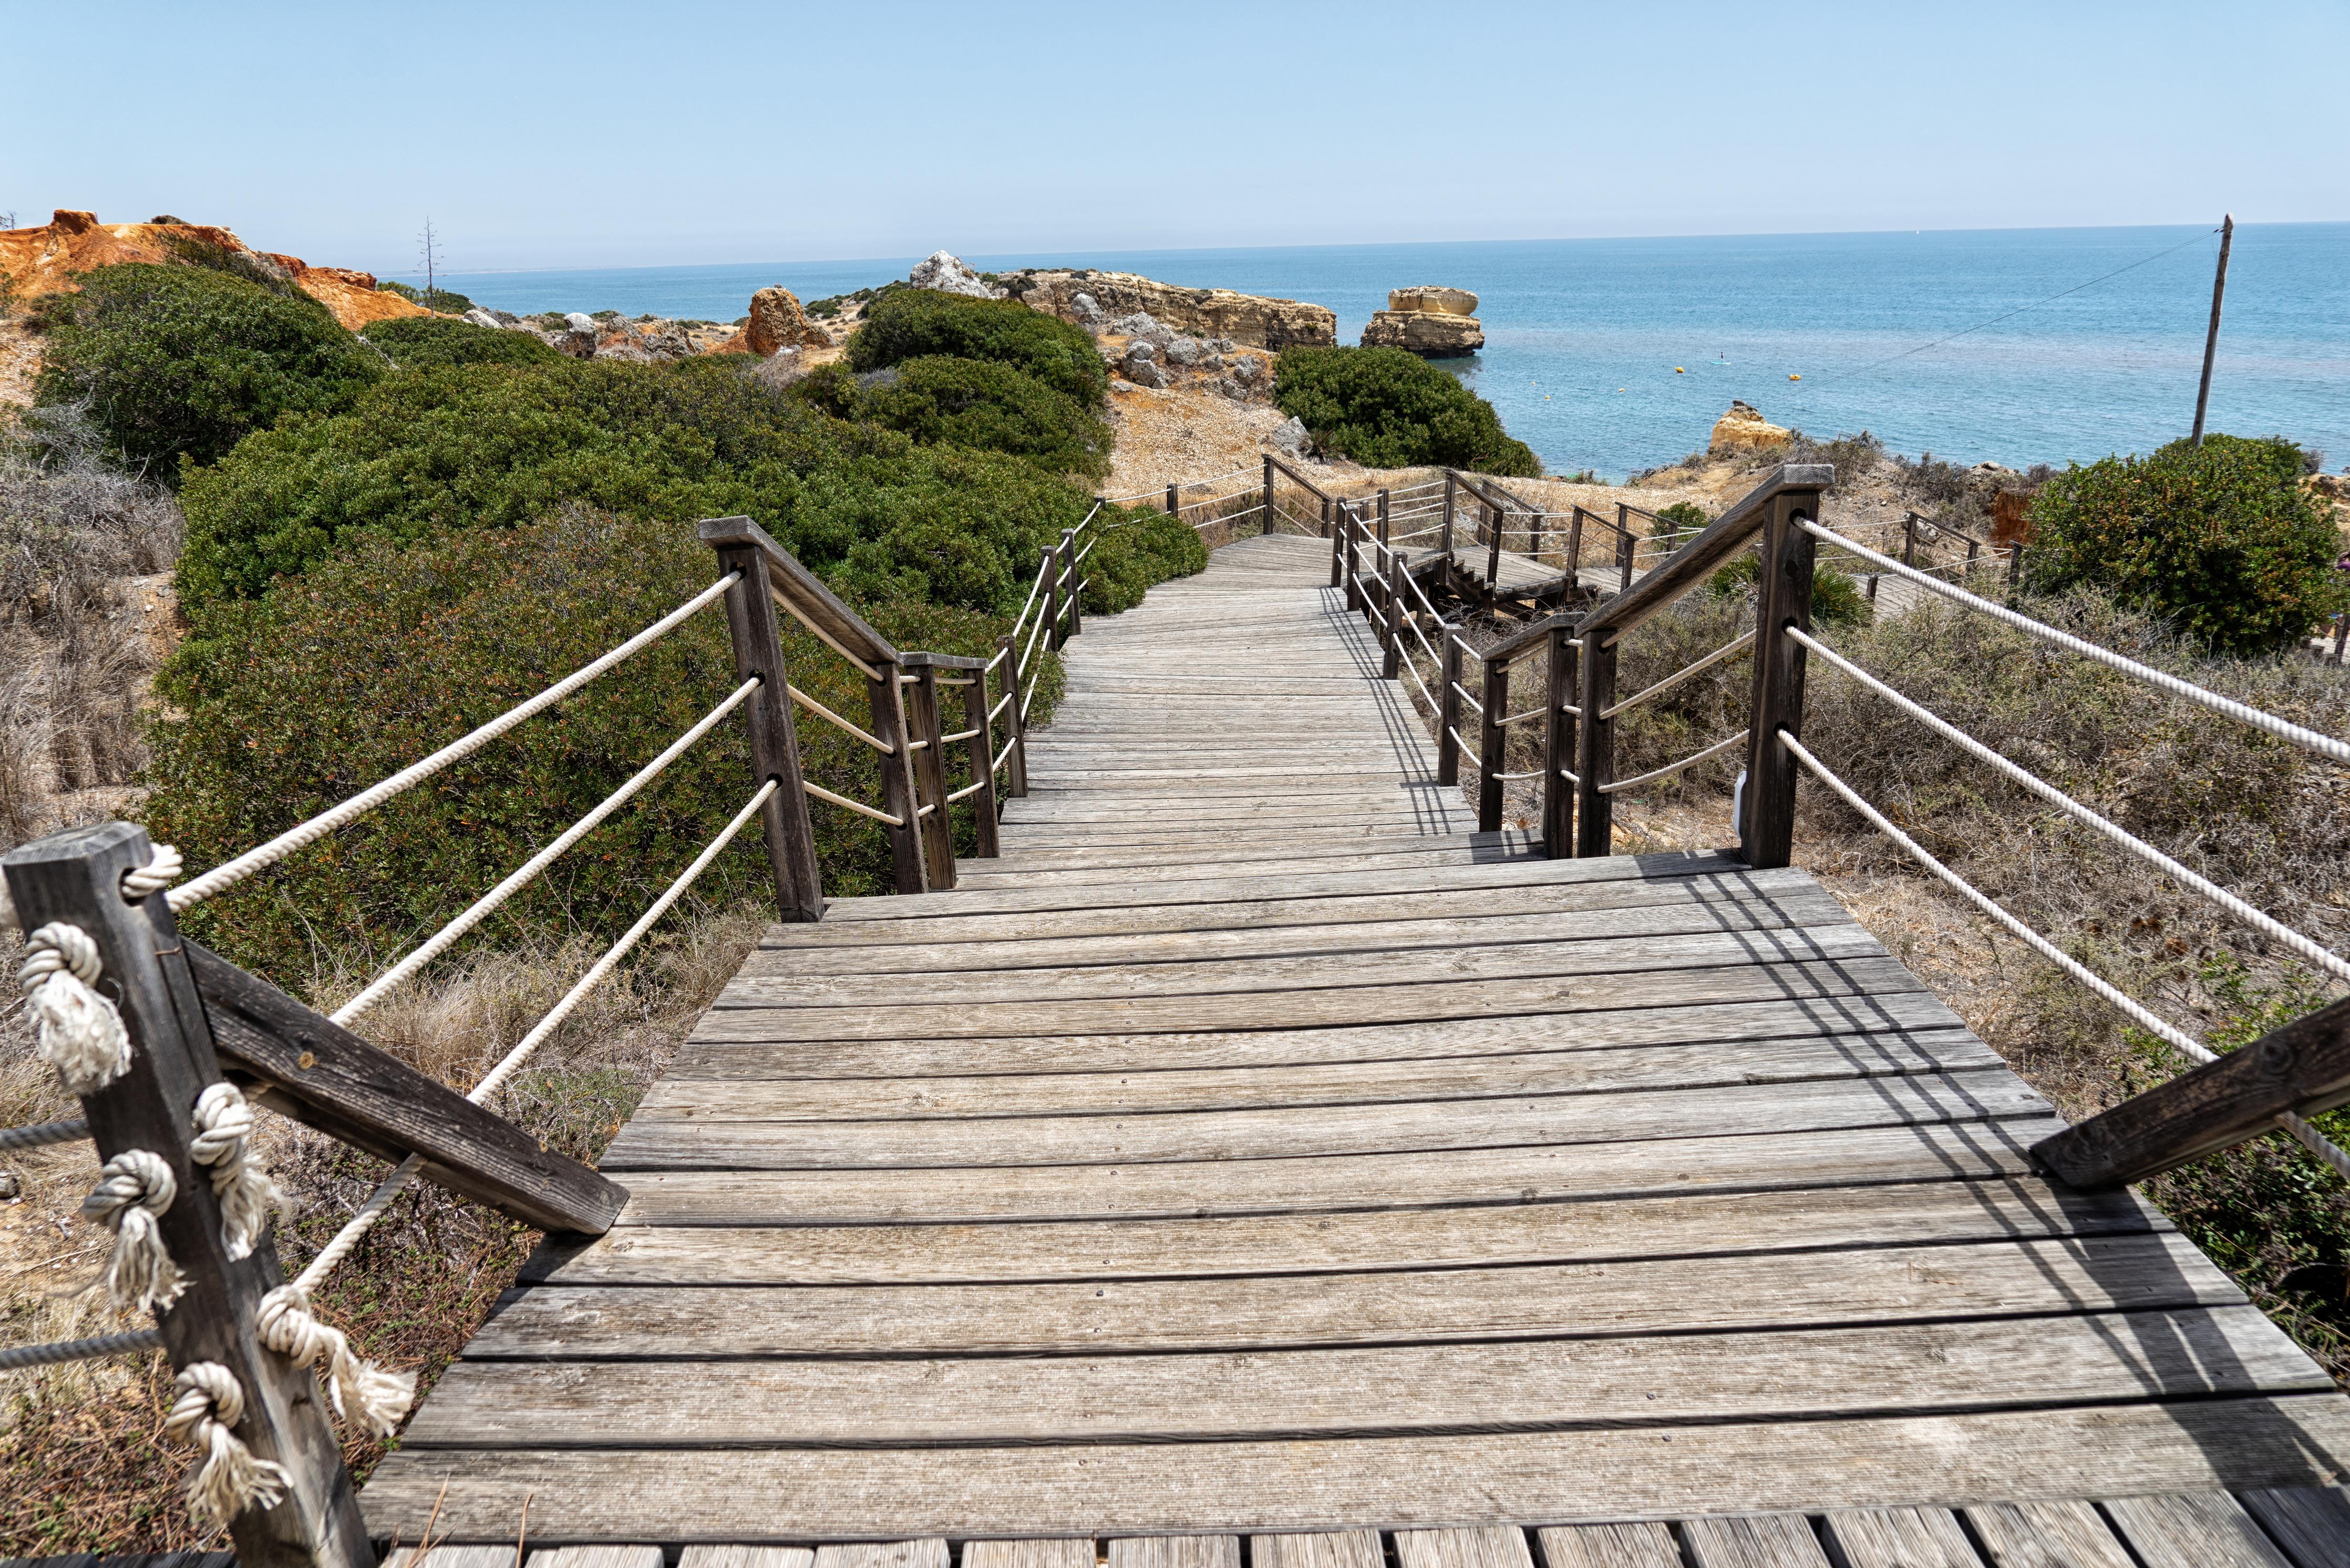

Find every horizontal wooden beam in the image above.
[2034,996,2350,1189]
[900,651,987,672]
[1264,455,1334,502]
[698,516,900,668]
[191,942,626,1235]
[1578,465,1833,645]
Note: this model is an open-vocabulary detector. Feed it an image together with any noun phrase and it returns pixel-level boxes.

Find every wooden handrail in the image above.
[698,517,900,667]
[1266,452,1336,502]
[1577,465,1833,645]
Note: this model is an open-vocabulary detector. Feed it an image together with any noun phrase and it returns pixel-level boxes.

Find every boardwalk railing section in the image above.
[1327,459,2350,1211]
[0,510,1117,1565]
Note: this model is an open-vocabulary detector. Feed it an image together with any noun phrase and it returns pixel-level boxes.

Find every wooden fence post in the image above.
[996,634,1030,797]
[2,823,374,1568]
[1321,494,1333,539]
[1566,506,1586,585]
[1575,633,1617,857]
[1060,529,1083,639]
[1328,499,1345,587]
[963,665,1002,859]
[705,533,824,922]
[1384,549,1405,680]
[1542,624,1579,858]
[1616,502,1637,592]
[1903,511,1919,568]
[1344,503,1363,613]
[1040,544,1062,653]
[868,657,926,894]
[1486,499,1504,587]
[1437,628,1464,787]
[2009,544,2024,588]
[1441,471,1456,558]
[1263,455,1276,537]
[2333,614,2349,667]
[1738,484,1825,868]
[905,664,956,890]
[1477,651,1510,832]
[1166,483,1179,518]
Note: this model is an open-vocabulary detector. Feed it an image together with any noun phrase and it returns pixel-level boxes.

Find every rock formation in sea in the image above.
[1010,269,1335,350]
[1359,286,1484,357]
[1710,400,1791,455]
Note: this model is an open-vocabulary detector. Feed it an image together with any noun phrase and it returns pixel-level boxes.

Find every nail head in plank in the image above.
[2237,1487,2350,1567]
[1678,1516,1831,1568]
[2102,1493,2294,1568]
[1960,1501,2134,1568]
[1532,1524,1680,1568]
[1393,1528,1534,1568]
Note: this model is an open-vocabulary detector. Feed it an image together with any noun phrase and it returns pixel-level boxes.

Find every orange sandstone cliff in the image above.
[0,210,428,331]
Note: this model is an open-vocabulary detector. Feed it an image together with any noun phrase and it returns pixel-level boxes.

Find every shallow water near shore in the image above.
[429,224,2350,482]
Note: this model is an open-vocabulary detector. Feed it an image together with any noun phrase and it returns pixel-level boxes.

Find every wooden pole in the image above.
[1566,506,1585,585]
[1616,502,1636,592]
[1166,483,1179,518]
[2331,614,2347,667]
[706,537,824,922]
[1040,544,1061,654]
[868,658,925,894]
[1903,511,1918,568]
[905,664,956,890]
[1060,529,1082,639]
[997,634,1029,796]
[2,823,374,1568]
[1263,455,1276,537]
[1485,499,1503,587]
[1738,486,1825,868]
[1441,472,1456,557]
[2192,214,2233,448]
[1344,502,1363,613]
[1541,624,1578,858]
[964,663,1001,859]
[1328,497,1344,587]
[1383,548,1405,680]
[1437,627,1463,787]
[1574,634,1617,857]
[1477,653,1510,832]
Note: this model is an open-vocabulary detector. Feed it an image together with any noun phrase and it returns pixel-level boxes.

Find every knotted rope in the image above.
[189,1083,283,1261]
[81,1148,185,1314]
[165,1361,290,1528]
[0,841,179,936]
[18,922,131,1095]
[255,1284,416,1434]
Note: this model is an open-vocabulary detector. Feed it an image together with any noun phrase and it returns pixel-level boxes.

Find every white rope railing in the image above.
[0,1116,91,1151]
[989,692,1013,721]
[1448,726,1475,758]
[1008,551,1056,646]
[945,779,987,803]
[1493,767,1545,781]
[1496,706,1547,728]
[1600,731,1746,795]
[790,683,893,754]
[332,677,761,1026]
[1400,656,1438,716]
[1799,520,2350,767]
[1602,630,1758,719]
[1787,626,2350,986]
[165,574,740,912]
[1451,681,1485,715]
[993,738,1017,772]
[806,780,902,826]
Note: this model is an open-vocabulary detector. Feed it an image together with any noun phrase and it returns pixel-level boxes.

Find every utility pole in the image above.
[2191,213,2232,448]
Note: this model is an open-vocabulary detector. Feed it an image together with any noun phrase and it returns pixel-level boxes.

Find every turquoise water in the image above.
[428,225,2350,482]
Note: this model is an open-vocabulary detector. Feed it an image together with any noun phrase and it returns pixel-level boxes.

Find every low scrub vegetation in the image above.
[361,314,563,369]
[1273,346,1540,476]
[848,286,1107,407]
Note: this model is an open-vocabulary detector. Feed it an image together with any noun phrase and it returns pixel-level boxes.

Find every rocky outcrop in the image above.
[910,250,1004,300]
[1709,400,1791,455]
[1359,285,1484,357]
[0,210,429,331]
[1011,269,1334,350]
[707,285,834,356]
[1389,286,1478,316]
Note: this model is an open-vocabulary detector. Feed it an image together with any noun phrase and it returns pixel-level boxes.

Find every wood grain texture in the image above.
[810,1544,947,1568]
[1107,1539,1238,1568]
[677,1549,817,1568]
[961,1544,1095,1568]
[1819,1508,1981,1568]
[1250,1533,1382,1568]
[1677,1516,1830,1568]
[1960,1501,2134,1568]
[1533,1524,1681,1568]
[2101,1493,2294,1568]
[2237,1486,2350,1567]
[1394,1529,1531,1568]
[527,1549,663,1568]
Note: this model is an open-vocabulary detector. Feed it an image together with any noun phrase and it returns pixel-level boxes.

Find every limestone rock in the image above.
[1710,400,1791,455]
[1163,336,1203,367]
[745,286,831,355]
[1387,286,1478,316]
[1126,360,1170,390]
[1231,356,1262,383]
[1270,416,1311,454]
[564,312,596,333]
[910,250,1003,299]
[1360,310,1484,357]
[1109,311,1171,343]
[1122,339,1159,366]
[463,307,508,331]
[1012,270,1334,350]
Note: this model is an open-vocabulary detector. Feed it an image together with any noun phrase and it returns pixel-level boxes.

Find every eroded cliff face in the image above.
[1010,269,1335,350]
[0,210,429,331]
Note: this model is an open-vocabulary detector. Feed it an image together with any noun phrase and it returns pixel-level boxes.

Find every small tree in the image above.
[2025,434,2345,657]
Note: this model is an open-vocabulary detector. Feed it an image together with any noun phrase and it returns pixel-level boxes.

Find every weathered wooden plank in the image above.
[528,1549,663,1568]
[385,1550,513,1568]
[2238,1486,2350,1567]
[961,1544,1093,1568]
[527,1177,2165,1285]
[1534,1524,1680,1568]
[678,1550,816,1568]
[809,1545,946,1568]
[1107,1540,1236,1568]
[1959,1502,2133,1568]
[1250,1533,1381,1568]
[610,1117,2068,1225]
[1393,1529,1531,1568]
[2102,1493,2294,1567]
[1678,1515,1829,1568]
[475,1235,2229,1359]
[1818,1508,1980,1568]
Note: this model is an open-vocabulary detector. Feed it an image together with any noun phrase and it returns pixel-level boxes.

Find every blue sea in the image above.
[426,225,2350,483]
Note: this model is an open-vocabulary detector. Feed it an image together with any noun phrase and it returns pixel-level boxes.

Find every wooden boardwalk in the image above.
[363,533,2350,1564]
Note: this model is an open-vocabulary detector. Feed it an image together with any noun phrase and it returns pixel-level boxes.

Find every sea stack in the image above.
[1359,286,1484,357]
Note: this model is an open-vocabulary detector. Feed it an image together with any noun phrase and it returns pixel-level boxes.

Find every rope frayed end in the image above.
[166,1362,289,1528]
[82,1149,185,1315]
[256,1284,416,1436]
[20,922,132,1095]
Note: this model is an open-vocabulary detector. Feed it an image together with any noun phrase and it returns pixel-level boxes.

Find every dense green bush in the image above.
[852,355,1112,480]
[848,288,1107,407]
[32,263,383,475]
[1707,550,1872,630]
[2025,434,2345,657]
[1273,346,1540,476]
[376,279,477,314]
[362,315,563,369]
[146,511,1060,986]
[1080,507,1211,614]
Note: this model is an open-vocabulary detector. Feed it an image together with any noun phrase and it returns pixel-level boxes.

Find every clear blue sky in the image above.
[9,0,2347,276]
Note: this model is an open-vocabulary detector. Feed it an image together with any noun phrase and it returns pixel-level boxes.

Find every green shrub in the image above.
[376,279,476,314]
[2024,434,2346,657]
[1079,507,1210,614]
[1707,550,1872,630]
[856,355,1112,480]
[32,263,383,475]
[145,511,1058,987]
[1272,346,1540,476]
[849,289,1107,407]
[363,315,563,369]
[1653,501,1709,551]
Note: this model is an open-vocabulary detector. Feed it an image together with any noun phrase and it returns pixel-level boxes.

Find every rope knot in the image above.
[122,843,184,903]
[189,1083,283,1260]
[81,1148,185,1314]
[165,1361,289,1528]
[19,922,131,1095]
[256,1283,416,1436]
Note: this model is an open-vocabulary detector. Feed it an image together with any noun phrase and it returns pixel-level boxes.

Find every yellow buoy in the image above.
[1674,367,1685,374]
[1789,374,1801,380]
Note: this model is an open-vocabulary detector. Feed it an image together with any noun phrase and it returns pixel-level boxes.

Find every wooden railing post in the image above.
[1441,471,1457,558]
[1566,506,1586,584]
[1040,544,1062,653]
[1574,633,1617,857]
[2333,614,2349,667]
[1166,483,1179,517]
[1738,483,1825,869]
[996,634,1030,797]
[1437,627,1464,787]
[1344,503,1363,613]
[905,663,957,890]
[1262,455,1276,537]
[1903,510,1919,568]
[2,823,373,1568]
[958,665,1002,859]
[705,532,824,922]
[1477,651,1510,832]
[868,657,926,893]
[1542,623,1579,858]
[1329,499,1345,587]
[1060,529,1083,639]
[1384,548,1405,680]
[1486,499,1503,586]
[1321,494,1333,540]
[1616,503,1637,592]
